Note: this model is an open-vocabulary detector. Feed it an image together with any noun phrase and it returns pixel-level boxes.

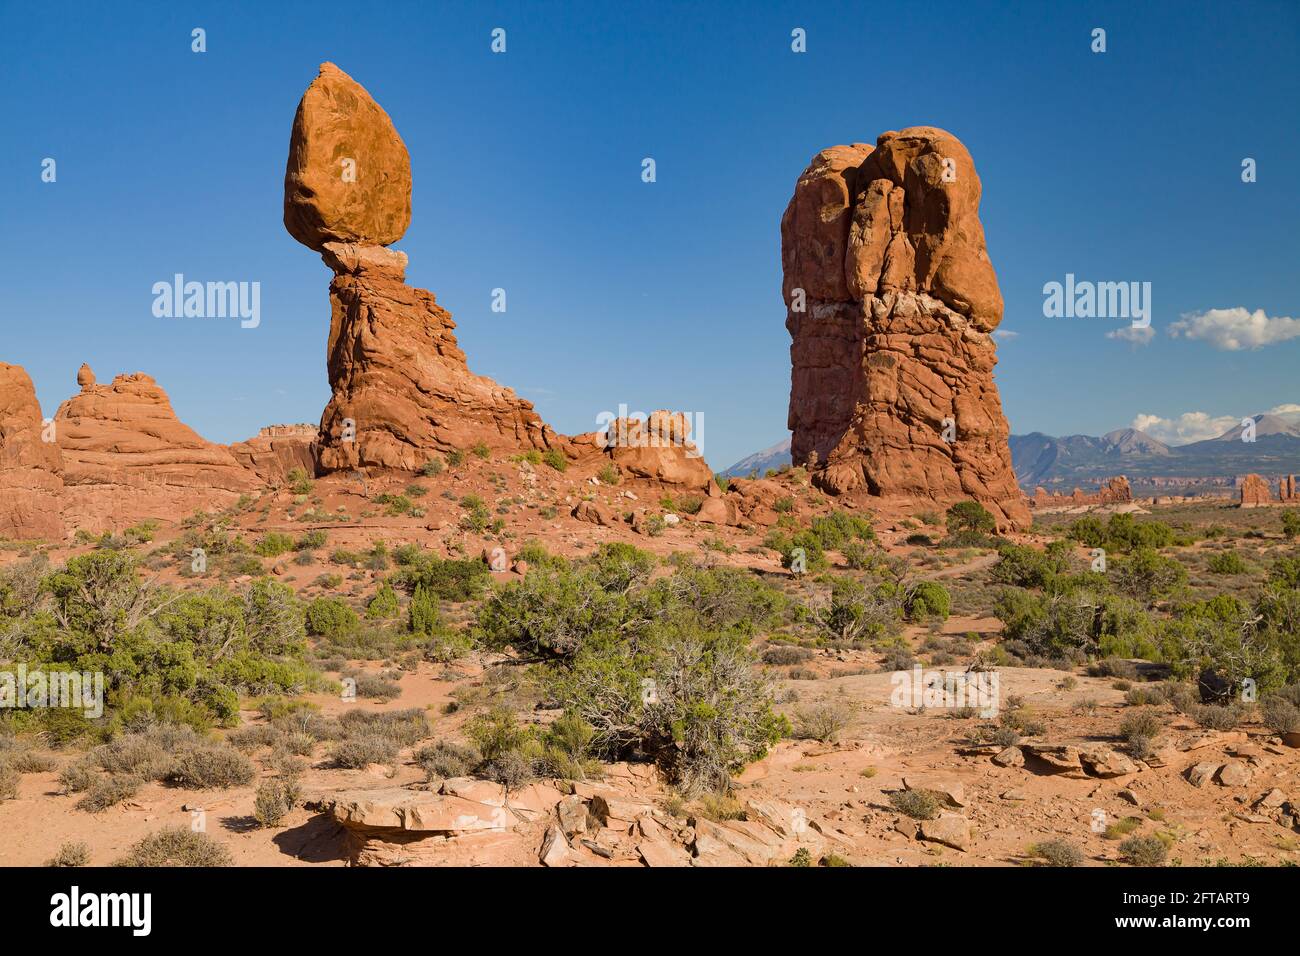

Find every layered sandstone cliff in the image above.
[54,368,257,530]
[0,363,64,540]
[782,127,1028,530]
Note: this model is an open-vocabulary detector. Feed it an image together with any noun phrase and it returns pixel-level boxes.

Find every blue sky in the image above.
[2,0,1297,469]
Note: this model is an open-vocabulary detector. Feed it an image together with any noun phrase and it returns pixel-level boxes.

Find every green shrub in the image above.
[597,464,621,485]
[1282,511,1300,539]
[991,542,1071,589]
[296,529,328,550]
[905,581,951,622]
[253,533,295,558]
[542,449,567,472]
[366,582,400,619]
[471,441,491,459]
[305,597,361,639]
[396,556,489,603]
[946,501,996,536]
[286,467,313,496]
[408,583,440,636]
[889,789,939,820]
[808,511,875,550]
[1206,551,1248,575]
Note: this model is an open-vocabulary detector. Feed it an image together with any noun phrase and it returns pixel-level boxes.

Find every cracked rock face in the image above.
[312,245,559,471]
[781,127,1028,530]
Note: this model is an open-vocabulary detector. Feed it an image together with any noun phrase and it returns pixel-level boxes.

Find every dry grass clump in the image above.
[113,827,233,867]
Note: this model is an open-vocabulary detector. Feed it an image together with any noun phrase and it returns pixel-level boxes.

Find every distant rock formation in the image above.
[0,363,64,540]
[571,411,714,492]
[228,424,316,486]
[1239,473,1272,508]
[284,64,562,473]
[782,127,1028,530]
[1030,475,1132,509]
[54,368,257,531]
[1280,474,1297,503]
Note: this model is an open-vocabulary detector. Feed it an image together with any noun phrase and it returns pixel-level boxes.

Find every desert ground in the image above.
[2,453,1297,868]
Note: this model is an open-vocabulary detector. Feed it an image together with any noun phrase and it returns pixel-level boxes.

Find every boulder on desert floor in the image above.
[917,813,970,851]
[782,127,1028,530]
[0,362,64,540]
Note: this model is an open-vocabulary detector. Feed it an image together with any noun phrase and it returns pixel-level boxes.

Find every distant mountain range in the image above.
[724,415,1300,493]
[721,437,791,477]
[1010,414,1300,491]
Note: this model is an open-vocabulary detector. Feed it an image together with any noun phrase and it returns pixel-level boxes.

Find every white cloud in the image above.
[1266,403,1300,425]
[1131,411,1238,445]
[1107,325,1155,345]
[991,329,1018,341]
[1167,307,1300,350]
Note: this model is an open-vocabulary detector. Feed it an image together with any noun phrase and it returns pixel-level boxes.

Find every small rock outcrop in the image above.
[0,363,64,540]
[54,369,258,530]
[284,64,562,472]
[782,127,1028,530]
[1239,473,1272,508]
[571,411,714,492]
[228,424,317,486]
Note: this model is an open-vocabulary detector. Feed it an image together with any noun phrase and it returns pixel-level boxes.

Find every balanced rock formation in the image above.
[1239,473,1272,508]
[782,127,1028,530]
[0,363,65,540]
[285,65,561,472]
[54,368,258,531]
[228,424,317,486]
